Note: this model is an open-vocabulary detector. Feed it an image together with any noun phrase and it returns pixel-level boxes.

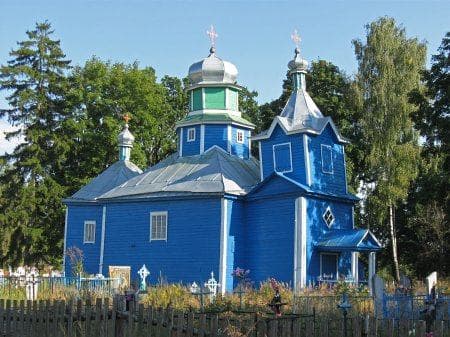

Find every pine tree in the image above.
[352,17,426,282]
[0,21,71,267]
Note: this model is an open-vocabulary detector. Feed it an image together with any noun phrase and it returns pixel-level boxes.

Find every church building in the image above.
[63,32,381,292]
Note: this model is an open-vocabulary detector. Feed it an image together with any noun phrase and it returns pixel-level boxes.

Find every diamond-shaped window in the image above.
[323,207,335,228]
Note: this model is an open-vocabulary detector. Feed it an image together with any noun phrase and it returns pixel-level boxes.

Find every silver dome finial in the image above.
[288,29,308,73]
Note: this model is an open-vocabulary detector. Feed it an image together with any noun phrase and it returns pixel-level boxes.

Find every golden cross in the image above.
[291,29,301,49]
[123,113,131,124]
[206,25,218,47]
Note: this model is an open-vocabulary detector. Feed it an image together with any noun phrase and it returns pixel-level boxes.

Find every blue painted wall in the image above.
[204,124,228,152]
[102,198,222,285]
[65,204,104,276]
[259,124,307,185]
[308,124,347,195]
[244,193,297,286]
[226,198,245,291]
[231,127,250,159]
[306,197,354,284]
[181,125,201,156]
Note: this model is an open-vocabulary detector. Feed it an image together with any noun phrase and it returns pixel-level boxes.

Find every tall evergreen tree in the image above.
[352,17,426,282]
[0,21,71,266]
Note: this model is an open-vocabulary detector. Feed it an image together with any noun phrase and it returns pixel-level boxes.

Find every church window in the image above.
[323,207,335,228]
[236,130,244,143]
[83,221,96,243]
[150,211,168,241]
[187,128,196,142]
[273,143,292,173]
[321,144,333,174]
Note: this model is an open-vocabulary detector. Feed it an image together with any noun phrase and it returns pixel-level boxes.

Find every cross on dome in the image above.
[207,25,218,48]
[291,29,301,51]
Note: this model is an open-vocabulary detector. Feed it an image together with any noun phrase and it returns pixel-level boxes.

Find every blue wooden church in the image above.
[63,36,382,292]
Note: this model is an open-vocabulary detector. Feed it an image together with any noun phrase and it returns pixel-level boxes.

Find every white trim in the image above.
[321,144,334,174]
[294,197,307,291]
[200,125,205,153]
[251,116,349,144]
[322,206,335,228]
[227,125,232,153]
[236,130,244,144]
[219,198,228,294]
[357,229,382,248]
[351,252,359,284]
[190,91,193,111]
[179,128,183,157]
[201,87,205,109]
[258,142,263,181]
[150,211,168,241]
[99,206,106,275]
[62,207,68,275]
[248,130,251,155]
[187,127,196,142]
[83,220,96,244]
[186,109,242,117]
[319,252,339,280]
[272,142,293,173]
[303,134,311,186]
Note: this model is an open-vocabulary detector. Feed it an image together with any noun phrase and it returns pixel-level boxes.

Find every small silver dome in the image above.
[118,124,134,147]
[188,49,238,85]
[288,48,308,73]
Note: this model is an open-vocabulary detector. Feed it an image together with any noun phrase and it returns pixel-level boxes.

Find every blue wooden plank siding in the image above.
[306,197,354,283]
[181,125,201,156]
[102,198,222,285]
[260,124,307,184]
[231,127,250,159]
[204,124,228,152]
[225,198,244,291]
[65,204,104,276]
[307,125,347,195]
[244,195,296,285]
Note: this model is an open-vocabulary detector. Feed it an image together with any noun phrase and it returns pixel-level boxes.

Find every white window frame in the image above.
[322,206,335,228]
[321,144,334,174]
[319,252,339,280]
[150,211,168,242]
[187,128,196,142]
[272,142,293,173]
[83,220,96,244]
[236,130,244,144]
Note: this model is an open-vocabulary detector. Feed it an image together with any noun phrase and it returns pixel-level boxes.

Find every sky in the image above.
[0,0,449,153]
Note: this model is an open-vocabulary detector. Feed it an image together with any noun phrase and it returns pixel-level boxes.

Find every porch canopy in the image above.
[315,229,382,252]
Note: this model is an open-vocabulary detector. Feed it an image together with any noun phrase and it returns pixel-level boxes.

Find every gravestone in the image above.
[25,268,39,301]
[137,264,150,291]
[109,266,131,290]
[426,272,437,296]
[372,274,385,317]
[204,272,219,300]
[399,273,411,290]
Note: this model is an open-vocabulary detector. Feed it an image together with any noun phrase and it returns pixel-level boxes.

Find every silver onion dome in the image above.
[288,48,308,73]
[188,48,238,85]
[118,124,134,147]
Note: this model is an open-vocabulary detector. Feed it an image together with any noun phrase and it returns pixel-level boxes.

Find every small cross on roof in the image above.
[291,29,301,49]
[207,25,218,47]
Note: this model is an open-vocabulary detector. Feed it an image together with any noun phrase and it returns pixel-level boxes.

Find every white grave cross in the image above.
[138,264,150,291]
[204,271,220,300]
[190,282,199,294]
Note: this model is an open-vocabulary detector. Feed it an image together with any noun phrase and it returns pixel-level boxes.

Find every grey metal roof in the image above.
[252,89,348,143]
[99,146,260,200]
[188,49,238,86]
[68,160,143,201]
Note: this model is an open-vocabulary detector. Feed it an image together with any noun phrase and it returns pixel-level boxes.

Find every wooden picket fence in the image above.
[0,298,449,337]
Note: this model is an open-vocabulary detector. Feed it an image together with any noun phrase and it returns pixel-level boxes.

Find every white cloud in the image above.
[0,119,23,155]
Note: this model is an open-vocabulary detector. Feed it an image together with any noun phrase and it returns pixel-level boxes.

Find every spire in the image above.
[118,114,135,161]
[288,30,308,90]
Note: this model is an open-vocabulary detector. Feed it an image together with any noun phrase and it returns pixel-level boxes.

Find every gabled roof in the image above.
[67,160,143,202]
[246,172,359,202]
[252,89,348,143]
[176,113,255,129]
[316,229,382,252]
[99,146,260,200]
